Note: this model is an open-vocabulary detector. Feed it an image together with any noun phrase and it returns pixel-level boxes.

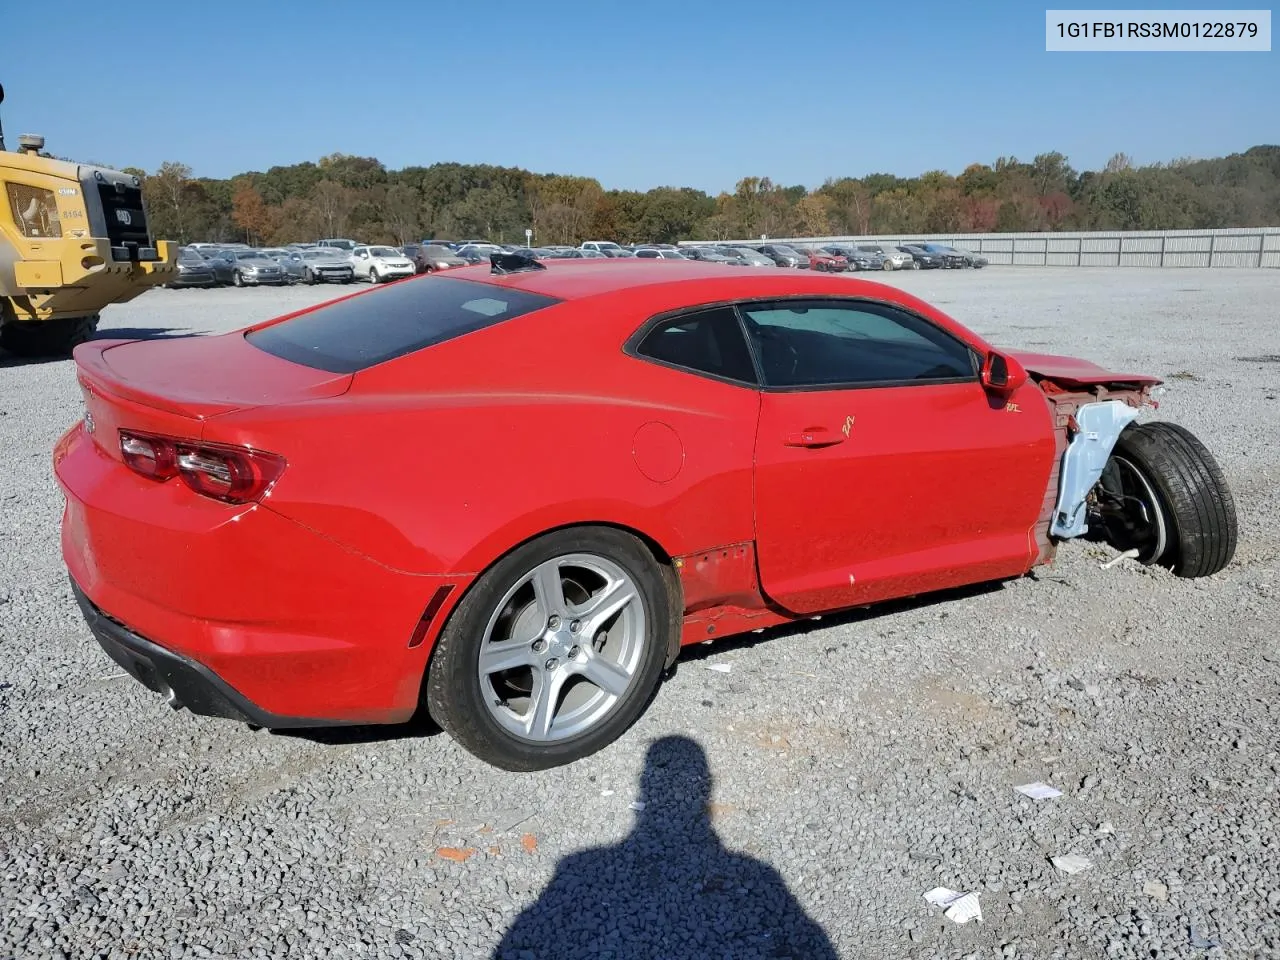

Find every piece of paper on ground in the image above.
[923,887,983,923]
[1051,854,1093,875]
[1015,782,1064,800]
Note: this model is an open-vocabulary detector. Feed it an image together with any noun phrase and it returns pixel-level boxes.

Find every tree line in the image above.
[123,145,1280,248]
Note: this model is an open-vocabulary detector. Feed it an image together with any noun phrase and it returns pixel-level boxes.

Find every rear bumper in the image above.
[71,579,344,727]
[54,422,468,725]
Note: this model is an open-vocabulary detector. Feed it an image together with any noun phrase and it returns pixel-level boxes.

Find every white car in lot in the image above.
[350,245,417,284]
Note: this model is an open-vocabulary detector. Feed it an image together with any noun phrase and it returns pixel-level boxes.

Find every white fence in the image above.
[681,228,1280,268]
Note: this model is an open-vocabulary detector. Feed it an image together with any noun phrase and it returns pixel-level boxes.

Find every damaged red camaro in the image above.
[53,256,1237,770]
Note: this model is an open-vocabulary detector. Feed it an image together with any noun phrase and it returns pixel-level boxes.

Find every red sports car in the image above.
[54,255,1237,770]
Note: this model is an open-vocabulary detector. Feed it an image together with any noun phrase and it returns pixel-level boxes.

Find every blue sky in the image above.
[2,1,1274,192]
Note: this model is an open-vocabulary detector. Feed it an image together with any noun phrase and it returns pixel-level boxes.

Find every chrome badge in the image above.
[115,209,132,226]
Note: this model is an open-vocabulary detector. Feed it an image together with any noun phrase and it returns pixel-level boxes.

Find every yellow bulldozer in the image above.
[0,83,176,357]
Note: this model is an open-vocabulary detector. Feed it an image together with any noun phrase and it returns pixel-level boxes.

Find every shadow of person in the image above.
[492,735,839,960]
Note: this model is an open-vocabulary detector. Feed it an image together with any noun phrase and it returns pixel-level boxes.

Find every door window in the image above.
[738,300,976,388]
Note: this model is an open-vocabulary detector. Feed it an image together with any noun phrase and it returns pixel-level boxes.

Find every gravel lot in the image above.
[2,268,1278,960]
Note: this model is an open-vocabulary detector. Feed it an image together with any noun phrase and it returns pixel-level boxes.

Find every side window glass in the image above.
[634,307,758,385]
[738,300,976,388]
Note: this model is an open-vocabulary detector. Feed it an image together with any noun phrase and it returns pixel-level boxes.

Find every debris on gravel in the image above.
[2,269,1278,958]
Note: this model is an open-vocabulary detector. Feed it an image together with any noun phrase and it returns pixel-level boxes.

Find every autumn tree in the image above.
[230,183,275,244]
[381,184,421,244]
[819,178,872,235]
[309,180,357,238]
[144,162,196,242]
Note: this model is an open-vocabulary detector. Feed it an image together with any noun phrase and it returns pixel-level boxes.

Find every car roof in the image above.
[460,260,965,327]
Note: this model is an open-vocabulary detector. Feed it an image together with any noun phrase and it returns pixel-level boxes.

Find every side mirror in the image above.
[981,350,1028,396]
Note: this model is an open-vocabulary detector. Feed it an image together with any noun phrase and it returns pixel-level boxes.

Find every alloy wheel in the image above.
[477,553,647,742]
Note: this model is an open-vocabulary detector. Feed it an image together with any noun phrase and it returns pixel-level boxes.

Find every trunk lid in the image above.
[76,332,353,419]
[73,333,352,462]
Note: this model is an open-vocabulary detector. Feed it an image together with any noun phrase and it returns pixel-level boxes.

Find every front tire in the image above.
[232,271,244,287]
[1097,422,1237,578]
[425,527,675,771]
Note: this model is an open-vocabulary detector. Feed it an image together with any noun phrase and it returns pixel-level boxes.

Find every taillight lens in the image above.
[120,432,178,480]
[118,430,285,504]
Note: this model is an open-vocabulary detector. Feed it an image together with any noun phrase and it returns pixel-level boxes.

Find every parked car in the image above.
[505,247,558,260]
[317,239,359,252]
[455,244,505,264]
[207,249,287,287]
[168,247,219,288]
[820,245,881,271]
[580,241,626,256]
[634,248,690,260]
[406,243,469,273]
[351,245,417,283]
[281,248,356,284]
[755,244,810,268]
[556,248,609,259]
[805,248,847,272]
[852,243,914,271]
[680,247,737,265]
[915,244,988,269]
[717,247,776,267]
[898,245,945,269]
[57,259,1237,772]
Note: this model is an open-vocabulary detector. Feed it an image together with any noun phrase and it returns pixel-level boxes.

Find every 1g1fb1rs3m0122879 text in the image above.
[1045,9,1272,50]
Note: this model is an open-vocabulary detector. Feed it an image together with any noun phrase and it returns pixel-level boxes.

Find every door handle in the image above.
[784,428,845,448]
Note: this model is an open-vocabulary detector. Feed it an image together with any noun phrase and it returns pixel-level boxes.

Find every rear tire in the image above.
[1100,422,1237,578]
[0,315,99,358]
[425,526,676,771]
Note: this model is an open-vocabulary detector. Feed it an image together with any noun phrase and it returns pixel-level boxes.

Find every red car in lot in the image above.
[806,248,847,272]
[54,256,1237,770]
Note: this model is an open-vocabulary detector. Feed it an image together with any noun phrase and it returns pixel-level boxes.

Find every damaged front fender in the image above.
[1049,400,1142,539]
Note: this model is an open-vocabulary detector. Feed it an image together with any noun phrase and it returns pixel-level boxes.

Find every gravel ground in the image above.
[1,268,1278,960]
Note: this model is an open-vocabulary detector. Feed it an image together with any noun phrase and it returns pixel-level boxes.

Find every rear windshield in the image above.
[246,276,562,373]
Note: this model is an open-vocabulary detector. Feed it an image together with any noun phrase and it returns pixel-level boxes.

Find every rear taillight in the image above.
[120,432,178,480]
[118,430,285,504]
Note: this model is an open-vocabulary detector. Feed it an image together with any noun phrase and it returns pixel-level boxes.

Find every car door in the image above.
[352,247,369,279]
[744,297,1057,615]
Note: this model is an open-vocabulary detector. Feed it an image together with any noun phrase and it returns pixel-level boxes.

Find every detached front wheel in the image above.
[425,527,675,771]
[1095,422,1237,577]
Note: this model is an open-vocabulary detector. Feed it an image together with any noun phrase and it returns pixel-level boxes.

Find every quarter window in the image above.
[634,307,758,385]
[738,300,976,388]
